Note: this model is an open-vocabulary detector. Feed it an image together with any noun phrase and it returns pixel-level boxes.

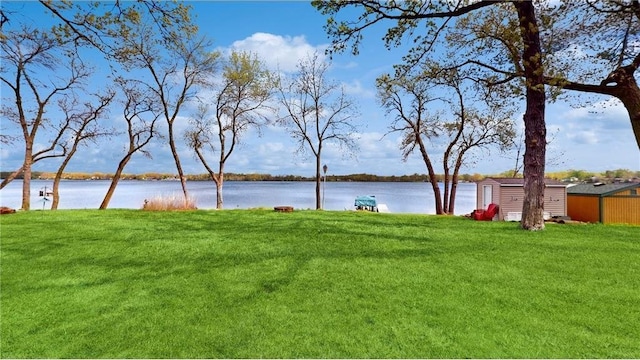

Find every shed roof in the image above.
[567,182,640,196]
[485,177,566,187]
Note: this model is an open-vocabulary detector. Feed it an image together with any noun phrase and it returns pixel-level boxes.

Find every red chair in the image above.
[483,203,499,220]
[472,209,485,220]
[473,203,499,221]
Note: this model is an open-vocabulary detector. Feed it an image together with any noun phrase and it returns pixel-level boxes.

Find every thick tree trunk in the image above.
[621,93,640,149]
[620,91,640,149]
[514,2,547,231]
[602,64,640,149]
[20,141,34,210]
[21,159,32,211]
[216,168,224,210]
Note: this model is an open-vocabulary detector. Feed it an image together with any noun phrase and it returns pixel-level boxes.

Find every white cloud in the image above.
[224,32,327,73]
[567,130,599,145]
[561,106,590,121]
[553,98,629,146]
[342,79,376,99]
[542,97,639,172]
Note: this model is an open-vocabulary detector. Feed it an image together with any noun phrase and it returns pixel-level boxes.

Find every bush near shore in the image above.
[1,210,638,358]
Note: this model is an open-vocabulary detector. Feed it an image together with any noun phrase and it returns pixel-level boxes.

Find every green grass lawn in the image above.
[1,209,639,358]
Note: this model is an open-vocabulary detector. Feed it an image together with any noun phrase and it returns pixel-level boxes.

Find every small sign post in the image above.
[39,185,51,210]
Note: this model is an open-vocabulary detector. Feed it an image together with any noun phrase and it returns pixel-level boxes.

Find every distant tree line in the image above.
[7,169,638,183]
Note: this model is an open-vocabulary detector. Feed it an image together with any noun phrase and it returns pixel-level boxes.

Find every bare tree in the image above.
[277,52,360,210]
[22,1,218,202]
[377,66,514,214]
[438,72,515,215]
[99,80,161,209]
[377,72,444,213]
[109,15,219,202]
[185,51,275,209]
[50,91,115,209]
[1,26,91,210]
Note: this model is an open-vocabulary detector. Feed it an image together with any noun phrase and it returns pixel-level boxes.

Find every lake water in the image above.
[0,180,478,215]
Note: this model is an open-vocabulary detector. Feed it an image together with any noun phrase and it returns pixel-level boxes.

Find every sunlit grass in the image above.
[1,210,639,358]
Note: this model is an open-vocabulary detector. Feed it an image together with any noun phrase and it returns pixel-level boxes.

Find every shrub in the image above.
[142,194,197,211]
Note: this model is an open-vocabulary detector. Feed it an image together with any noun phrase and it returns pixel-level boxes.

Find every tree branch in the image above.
[361,0,498,21]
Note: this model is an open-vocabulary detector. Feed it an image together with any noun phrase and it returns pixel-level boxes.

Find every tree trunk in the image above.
[448,174,458,215]
[51,173,61,210]
[620,91,640,149]
[417,137,443,214]
[448,154,465,215]
[0,166,24,190]
[315,152,322,210]
[442,167,451,214]
[21,160,32,211]
[20,141,34,210]
[514,2,547,231]
[168,124,189,200]
[216,166,224,210]
[603,64,640,149]
[100,154,132,209]
[51,147,78,210]
[193,144,223,209]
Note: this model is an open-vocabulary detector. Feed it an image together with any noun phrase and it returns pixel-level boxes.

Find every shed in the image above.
[476,178,567,221]
[567,182,640,225]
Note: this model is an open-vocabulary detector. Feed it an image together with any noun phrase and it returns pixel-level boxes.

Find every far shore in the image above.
[2,168,638,184]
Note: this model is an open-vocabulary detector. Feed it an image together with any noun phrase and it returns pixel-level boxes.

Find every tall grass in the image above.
[142,193,197,210]
[1,210,639,358]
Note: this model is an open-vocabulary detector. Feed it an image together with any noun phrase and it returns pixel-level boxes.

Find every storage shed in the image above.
[476,178,567,221]
[567,182,640,225]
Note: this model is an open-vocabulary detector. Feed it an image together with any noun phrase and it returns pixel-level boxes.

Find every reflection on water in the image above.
[0,180,477,215]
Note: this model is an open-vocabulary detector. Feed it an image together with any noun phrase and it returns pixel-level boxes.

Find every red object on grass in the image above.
[484,203,498,220]
[473,203,499,221]
[472,209,485,220]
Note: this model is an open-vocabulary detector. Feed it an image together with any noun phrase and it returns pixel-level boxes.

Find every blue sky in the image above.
[1,1,639,177]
